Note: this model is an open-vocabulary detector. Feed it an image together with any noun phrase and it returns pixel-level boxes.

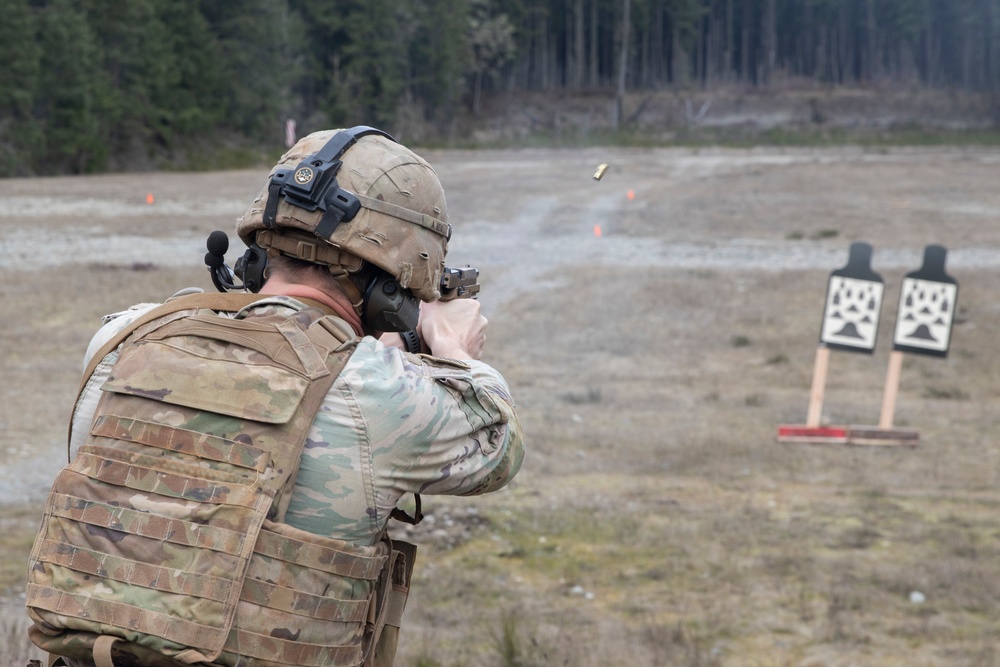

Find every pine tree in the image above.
[34,0,107,173]
[202,0,304,139]
[76,0,160,158]
[0,0,40,174]
[326,0,409,129]
[147,0,227,145]
[467,0,516,113]
[411,0,471,125]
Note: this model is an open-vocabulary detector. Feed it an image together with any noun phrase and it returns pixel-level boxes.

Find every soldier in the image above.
[26,127,524,667]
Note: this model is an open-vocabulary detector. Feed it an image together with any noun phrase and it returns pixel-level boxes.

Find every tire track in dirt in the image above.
[5,210,998,273]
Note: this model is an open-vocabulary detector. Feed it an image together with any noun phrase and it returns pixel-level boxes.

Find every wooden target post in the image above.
[778,242,883,445]
[850,245,957,446]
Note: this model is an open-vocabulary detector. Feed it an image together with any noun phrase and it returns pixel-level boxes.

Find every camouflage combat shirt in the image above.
[70,295,524,546]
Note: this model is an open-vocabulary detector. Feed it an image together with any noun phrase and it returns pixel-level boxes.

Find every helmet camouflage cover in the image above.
[237,129,451,301]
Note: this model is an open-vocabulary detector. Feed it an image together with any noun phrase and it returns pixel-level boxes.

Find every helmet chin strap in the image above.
[329,266,367,318]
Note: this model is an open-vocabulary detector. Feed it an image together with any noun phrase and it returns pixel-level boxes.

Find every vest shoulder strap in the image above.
[79,293,265,398]
[71,291,348,455]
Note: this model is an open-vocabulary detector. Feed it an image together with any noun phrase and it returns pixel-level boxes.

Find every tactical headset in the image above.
[204,126,421,333]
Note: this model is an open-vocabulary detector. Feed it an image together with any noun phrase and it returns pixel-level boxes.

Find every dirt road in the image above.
[3,145,1000,665]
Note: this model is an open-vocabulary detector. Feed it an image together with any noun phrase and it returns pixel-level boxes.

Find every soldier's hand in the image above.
[418,299,487,360]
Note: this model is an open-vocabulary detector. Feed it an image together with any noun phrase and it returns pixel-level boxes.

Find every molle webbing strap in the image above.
[28,581,242,658]
[384,541,417,629]
[252,527,385,579]
[224,627,364,666]
[34,537,234,602]
[238,578,371,623]
[90,415,271,472]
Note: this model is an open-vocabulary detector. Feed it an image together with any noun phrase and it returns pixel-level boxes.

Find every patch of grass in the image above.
[561,387,602,404]
[811,228,839,240]
[824,575,868,642]
[412,659,444,667]
[831,524,882,550]
[491,610,549,667]
[641,622,723,667]
[0,606,43,666]
[766,353,789,365]
[0,507,39,595]
[922,386,971,400]
[730,335,751,347]
[396,478,1000,666]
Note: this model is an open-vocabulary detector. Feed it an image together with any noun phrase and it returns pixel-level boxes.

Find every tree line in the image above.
[1,0,997,176]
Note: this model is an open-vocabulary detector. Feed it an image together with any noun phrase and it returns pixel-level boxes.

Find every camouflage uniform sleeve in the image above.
[70,303,161,459]
[341,338,525,499]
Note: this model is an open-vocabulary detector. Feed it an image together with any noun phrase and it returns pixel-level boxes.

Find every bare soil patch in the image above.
[2,145,999,665]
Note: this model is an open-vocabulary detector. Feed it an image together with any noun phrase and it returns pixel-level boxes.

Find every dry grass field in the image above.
[2,144,1000,666]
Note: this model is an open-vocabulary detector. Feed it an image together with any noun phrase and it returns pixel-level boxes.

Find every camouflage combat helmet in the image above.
[237,127,451,302]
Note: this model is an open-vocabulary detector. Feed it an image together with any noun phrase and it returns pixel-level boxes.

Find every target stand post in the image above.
[777,345,849,444]
[845,245,957,447]
[778,242,883,445]
[845,350,919,446]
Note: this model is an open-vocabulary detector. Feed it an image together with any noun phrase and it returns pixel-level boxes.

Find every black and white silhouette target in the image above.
[820,242,884,353]
[892,245,958,358]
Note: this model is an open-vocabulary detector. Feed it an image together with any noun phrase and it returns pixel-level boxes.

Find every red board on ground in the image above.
[777,425,919,447]
[777,425,849,443]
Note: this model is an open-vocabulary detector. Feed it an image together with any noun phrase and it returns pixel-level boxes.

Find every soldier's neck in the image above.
[260,278,364,336]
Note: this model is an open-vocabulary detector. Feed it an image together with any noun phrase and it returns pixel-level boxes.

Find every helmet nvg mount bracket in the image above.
[262,126,396,239]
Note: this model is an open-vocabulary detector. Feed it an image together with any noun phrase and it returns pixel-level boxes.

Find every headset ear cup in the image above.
[235,244,268,293]
[363,272,420,333]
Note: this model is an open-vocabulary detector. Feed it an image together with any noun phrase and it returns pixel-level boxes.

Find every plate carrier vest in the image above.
[26,293,415,667]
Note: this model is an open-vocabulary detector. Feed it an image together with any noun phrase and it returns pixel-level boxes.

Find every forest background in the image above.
[2,0,1000,177]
